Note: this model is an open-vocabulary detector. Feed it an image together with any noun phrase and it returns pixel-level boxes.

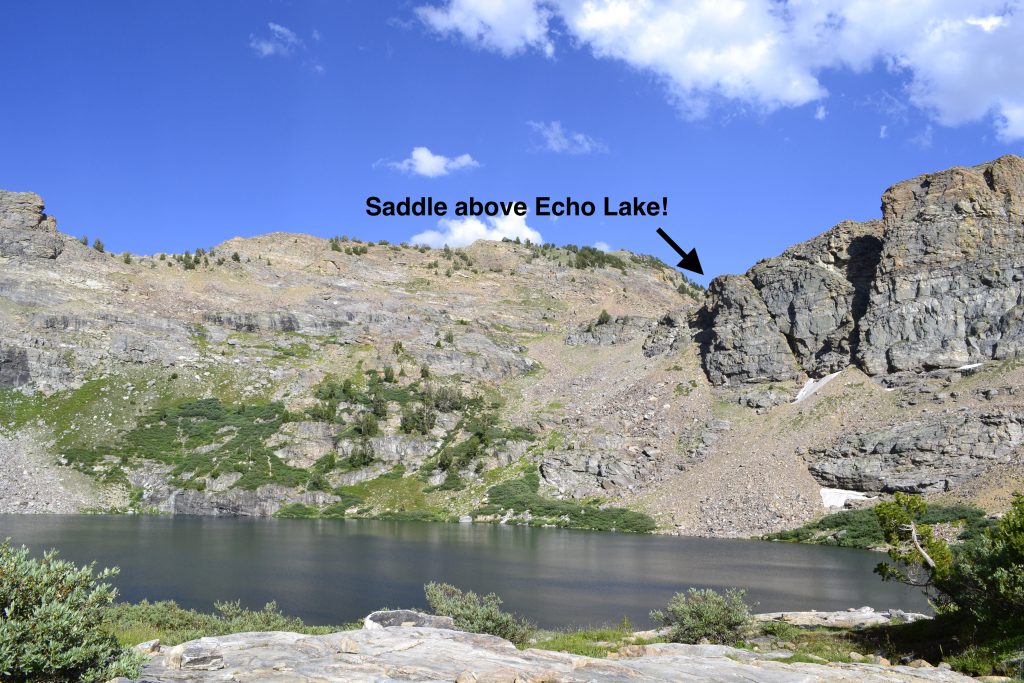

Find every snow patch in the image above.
[793,371,842,404]
[956,362,983,371]
[820,487,874,509]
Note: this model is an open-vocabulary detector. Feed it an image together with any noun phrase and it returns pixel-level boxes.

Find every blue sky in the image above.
[2,0,1022,283]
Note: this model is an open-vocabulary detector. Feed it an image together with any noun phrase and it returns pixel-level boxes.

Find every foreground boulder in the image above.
[363,608,458,630]
[134,626,974,682]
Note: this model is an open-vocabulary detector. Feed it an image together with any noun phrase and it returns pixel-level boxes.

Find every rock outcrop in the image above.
[809,409,1024,493]
[0,190,63,260]
[693,156,1024,384]
[131,626,974,682]
[858,156,1024,374]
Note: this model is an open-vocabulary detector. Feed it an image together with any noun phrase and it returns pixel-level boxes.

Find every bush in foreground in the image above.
[0,541,143,682]
[650,588,752,644]
[872,492,1024,677]
[424,582,534,646]
[876,492,1024,627]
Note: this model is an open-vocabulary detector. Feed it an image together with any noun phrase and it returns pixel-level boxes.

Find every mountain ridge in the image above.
[3,155,1024,535]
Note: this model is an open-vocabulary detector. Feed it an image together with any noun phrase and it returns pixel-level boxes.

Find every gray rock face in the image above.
[128,466,339,516]
[692,155,1024,383]
[0,191,63,260]
[0,344,31,388]
[540,447,656,495]
[642,311,689,357]
[748,220,883,376]
[858,156,1024,374]
[809,409,1024,493]
[363,609,458,630]
[163,638,225,671]
[565,315,652,346]
[133,627,975,682]
[692,275,802,385]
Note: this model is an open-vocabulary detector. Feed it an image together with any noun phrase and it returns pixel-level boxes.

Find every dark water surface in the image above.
[0,514,929,628]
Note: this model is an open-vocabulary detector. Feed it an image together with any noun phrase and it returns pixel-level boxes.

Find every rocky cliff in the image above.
[3,155,1024,535]
[692,155,1024,384]
[685,155,1024,509]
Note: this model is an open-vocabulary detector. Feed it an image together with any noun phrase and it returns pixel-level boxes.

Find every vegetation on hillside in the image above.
[763,502,993,548]
[475,470,657,533]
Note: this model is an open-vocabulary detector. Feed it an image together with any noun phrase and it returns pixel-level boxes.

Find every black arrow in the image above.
[656,228,703,275]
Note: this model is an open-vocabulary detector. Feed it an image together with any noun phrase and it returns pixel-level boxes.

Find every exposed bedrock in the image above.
[0,190,63,260]
[692,155,1024,384]
[809,409,1024,494]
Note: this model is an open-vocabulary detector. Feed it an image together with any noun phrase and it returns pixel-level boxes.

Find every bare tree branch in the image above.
[901,522,936,569]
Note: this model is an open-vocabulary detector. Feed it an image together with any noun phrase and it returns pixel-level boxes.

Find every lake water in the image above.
[0,515,929,628]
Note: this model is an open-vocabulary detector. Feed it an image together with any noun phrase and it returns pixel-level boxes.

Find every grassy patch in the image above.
[336,466,437,516]
[533,620,656,657]
[101,600,355,647]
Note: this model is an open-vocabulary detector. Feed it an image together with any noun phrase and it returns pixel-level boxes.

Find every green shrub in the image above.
[650,588,752,644]
[425,472,465,492]
[0,541,142,682]
[424,582,533,645]
[764,502,991,549]
[400,404,437,435]
[597,309,612,325]
[760,619,801,640]
[355,412,379,437]
[423,384,464,412]
[936,493,1024,627]
[102,599,346,647]
[275,503,319,518]
[348,439,375,468]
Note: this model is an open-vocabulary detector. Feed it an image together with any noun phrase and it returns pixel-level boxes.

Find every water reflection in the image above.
[0,515,929,628]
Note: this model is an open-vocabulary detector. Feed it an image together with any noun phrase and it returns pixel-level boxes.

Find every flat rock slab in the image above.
[754,608,929,629]
[135,627,974,682]
[364,609,458,630]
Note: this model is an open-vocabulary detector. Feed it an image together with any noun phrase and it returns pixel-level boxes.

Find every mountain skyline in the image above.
[2,1,1022,283]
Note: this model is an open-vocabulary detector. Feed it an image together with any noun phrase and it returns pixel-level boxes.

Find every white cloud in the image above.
[879,124,888,139]
[413,0,1024,139]
[911,124,935,150]
[417,0,554,56]
[527,120,607,154]
[250,22,301,58]
[411,213,543,247]
[384,147,479,178]
[814,105,827,121]
[593,241,610,252]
